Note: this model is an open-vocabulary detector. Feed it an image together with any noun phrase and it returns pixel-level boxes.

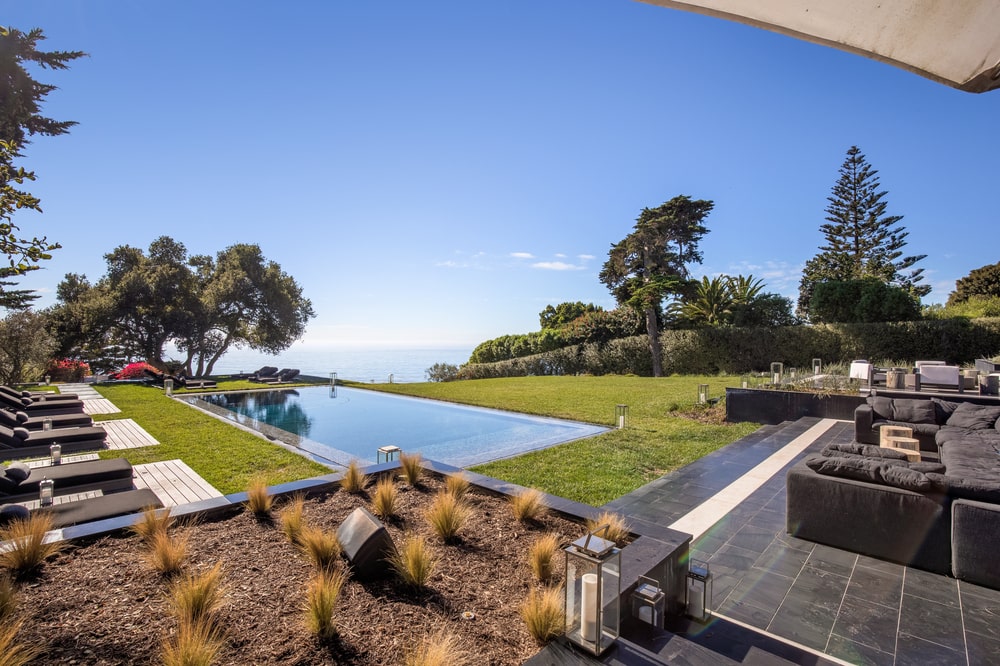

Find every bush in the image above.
[279,495,306,544]
[0,513,64,574]
[371,476,398,520]
[528,534,560,582]
[340,460,367,494]
[425,362,460,382]
[245,477,272,517]
[425,491,471,542]
[43,357,91,382]
[109,361,156,380]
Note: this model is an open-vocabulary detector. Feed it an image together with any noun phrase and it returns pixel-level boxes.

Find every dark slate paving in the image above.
[602,415,1000,665]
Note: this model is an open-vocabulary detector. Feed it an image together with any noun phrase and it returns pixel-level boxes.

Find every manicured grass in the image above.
[355,376,759,506]
[91,384,329,495]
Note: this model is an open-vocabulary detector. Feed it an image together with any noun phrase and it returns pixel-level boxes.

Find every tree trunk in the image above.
[645,307,662,377]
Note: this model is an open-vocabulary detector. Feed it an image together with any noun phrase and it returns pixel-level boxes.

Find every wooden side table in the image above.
[884,436,921,462]
[880,425,913,447]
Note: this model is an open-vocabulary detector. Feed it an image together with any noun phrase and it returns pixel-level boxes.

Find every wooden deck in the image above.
[132,459,223,507]
[60,383,122,415]
[99,419,159,450]
[16,489,103,510]
[25,453,100,468]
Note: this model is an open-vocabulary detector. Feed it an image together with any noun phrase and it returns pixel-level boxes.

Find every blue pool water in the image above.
[185,386,607,468]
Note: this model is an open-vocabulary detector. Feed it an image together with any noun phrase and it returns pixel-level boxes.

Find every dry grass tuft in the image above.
[425,491,471,543]
[245,476,273,516]
[404,627,473,666]
[0,619,40,666]
[303,568,346,639]
[444,473,470,500]
[528,533,560,582]
[131,505,174,544]
[340,460,368,494]
[389,534,437,588]
[146,529,189,576]
[161,618,223,666]
[168,563,224,627]
[585,510,631,546]
[0,576,17,624]
[0,513,64,574]
[398,451,423,487]
[278,494,306,544]
[510,488,547,523]
[371,476,398,520]
[521,585,564,645]
[298,525,342,571]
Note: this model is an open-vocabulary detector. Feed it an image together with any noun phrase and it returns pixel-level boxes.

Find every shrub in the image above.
[110,361,156,380]
[169,563,224,626]
[245,477,272,517]
[371,476,398,520]
[161,618,223,666]
[131,505,175,544]
[528,534,560,582]
[278,494,306,544]
[0,620,40,666]
[0,513,64,574]
[404,628,472,666]
[444,472,470,500]
[585,511,631,546]
[303,568,346,640]
[0,576,16,624]
[399,452,423,487]
[146,530,189,576]
[298,525,341,571]
[390,534,437,588]
[340,460,367,494]
[521,586,563,644]
[511,488,547,523]
[43,357,91,382]
[425,491,471,543]
[425,362,460,382]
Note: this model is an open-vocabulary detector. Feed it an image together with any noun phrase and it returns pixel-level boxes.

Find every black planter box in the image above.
[725,387,866,425]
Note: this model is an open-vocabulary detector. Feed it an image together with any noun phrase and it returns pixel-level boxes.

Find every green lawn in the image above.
[353,375,760,506]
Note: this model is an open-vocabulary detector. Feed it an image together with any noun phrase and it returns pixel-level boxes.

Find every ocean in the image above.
[203,346,474,384]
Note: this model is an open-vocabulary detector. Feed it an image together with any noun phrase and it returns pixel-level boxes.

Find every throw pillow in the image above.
[4,462,30,482]
[12,427,30,441]
[932,398,959,423]
[0,504,29,526]
[891,399,937,424]
[867,396,895,420]
[14,411,28,424]
[880,465,933,491]
[945,402,1000,430]
[805,455,884,483]
[0,471,20,494]
[860,445,910,461]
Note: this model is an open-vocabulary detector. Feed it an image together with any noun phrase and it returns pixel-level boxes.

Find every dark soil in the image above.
[13,474,584,665]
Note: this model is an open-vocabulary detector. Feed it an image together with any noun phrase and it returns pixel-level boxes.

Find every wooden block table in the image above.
[884,436,921,462]
[880,425,913,447]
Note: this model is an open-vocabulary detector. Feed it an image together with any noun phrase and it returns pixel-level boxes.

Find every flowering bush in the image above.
[44,359,92,383]
[110,362,158,380]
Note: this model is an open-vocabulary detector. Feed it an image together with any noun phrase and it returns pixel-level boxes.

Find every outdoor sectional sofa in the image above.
[787,395,1000,588]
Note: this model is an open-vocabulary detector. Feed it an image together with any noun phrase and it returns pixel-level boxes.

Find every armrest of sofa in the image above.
[854,404,875,444]
[952,499,1000,588]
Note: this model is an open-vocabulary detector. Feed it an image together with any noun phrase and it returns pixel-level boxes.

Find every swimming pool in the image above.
[184,386,608,467]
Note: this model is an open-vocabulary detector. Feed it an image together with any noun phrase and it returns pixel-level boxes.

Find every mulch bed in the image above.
[13,474,586,664]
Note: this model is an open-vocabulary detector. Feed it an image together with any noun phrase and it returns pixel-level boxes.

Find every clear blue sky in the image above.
[7,1,998,350]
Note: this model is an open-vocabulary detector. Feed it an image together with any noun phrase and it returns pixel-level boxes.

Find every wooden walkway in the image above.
[60,383,122,415]
[99,419,159,450]
[132,459,223,507]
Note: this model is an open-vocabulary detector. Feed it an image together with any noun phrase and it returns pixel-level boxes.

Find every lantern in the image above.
[686,559,713,622]
[812,358,822,376]
[631,575,666,629]
[615,404,628,430]
[164,378,173,396]
[564,525,621,655]
[50,443,61,465]
[770,362,783,385]
[377,445,401,464]
[39,477,54,507]
[697,384,709,404]
[740,374,750,389]
[42,418,52,432]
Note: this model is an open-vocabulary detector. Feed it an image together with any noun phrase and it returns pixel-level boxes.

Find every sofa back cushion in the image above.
[945,402,1000,430]
[867,396,895,420]
[805,455,934,491]
[891,399,937,425]
[932,398,960,423]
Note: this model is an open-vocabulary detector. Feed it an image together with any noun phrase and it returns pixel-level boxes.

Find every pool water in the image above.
[185,386,607,467]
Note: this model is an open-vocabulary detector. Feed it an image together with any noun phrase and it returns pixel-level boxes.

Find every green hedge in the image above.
[457,318,1000,378]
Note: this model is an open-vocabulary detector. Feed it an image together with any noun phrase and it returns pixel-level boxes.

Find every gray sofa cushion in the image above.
[946,402,1000,430]
[927,473,1000,503]
[823,443,910,460]
[892,399,937,424]
[932,398,960,422]
[868,396,895,420]
[805,455,935,491]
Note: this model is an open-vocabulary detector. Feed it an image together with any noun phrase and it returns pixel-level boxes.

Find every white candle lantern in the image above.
[615,404,628,430]
[42,418,53,431]
[564,525,621,655]
[39,477,54,507]
[740,374,750,389]
[631,575,666,628]
[686,559,713,622]
[377,445,401,464]
[770,362,783,385]
[164,378,173,396]
[697,384,709,404]
[812,358,822,376]
[50,443,61,465]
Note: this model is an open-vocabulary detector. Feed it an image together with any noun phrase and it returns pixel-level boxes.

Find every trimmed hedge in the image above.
[457,318,1000,378]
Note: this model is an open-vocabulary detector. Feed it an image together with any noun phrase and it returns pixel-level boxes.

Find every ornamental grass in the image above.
[341,460,368,494]
[0,513,64,575]
[425,491,471,543]
[528,533,560,583]
[303,568,346,640]
[390,534,437,588]
[510,488,547,523]
[521,585,563,645]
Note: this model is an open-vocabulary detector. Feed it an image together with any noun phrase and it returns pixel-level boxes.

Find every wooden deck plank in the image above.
[25,453,101,468]
[132,459,222,508]
[99,419,159,450]
[16,489,103,510]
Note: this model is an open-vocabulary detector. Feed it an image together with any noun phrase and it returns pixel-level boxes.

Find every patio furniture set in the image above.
[849,358,1000,394]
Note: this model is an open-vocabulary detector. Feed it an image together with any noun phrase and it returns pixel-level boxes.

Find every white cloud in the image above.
[510,252,534,259]
[532,261,584,271]
[555,253,567,259]
[578,254,595,261]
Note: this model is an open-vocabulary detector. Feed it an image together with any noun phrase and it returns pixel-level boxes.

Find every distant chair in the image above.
[249,367,280,383]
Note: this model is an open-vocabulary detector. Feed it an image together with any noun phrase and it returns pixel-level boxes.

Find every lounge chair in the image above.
[258,368,294,385]
[0,391,85,416]
[0,409,93,431]
[249,367,280,383]
[0,488,163,529]
[0,386,79,402]
[177,376,217,390]
[0,424,107,461]
[0,458,135,504]
[278,369,300,383]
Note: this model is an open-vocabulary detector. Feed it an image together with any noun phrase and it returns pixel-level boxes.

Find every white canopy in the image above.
[637,0,1000,93]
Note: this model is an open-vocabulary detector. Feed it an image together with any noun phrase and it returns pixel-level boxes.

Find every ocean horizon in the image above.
[202,346,474,384]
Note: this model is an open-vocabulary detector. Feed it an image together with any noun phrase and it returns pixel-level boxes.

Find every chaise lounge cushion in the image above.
[944,402,1000,430]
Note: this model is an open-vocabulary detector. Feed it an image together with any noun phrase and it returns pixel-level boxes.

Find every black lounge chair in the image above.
[0,409,93,431]
[0,386,79,402]
[0,424,107,461]
[0,458,135,504]
[0,391,85,416]
[177,376,217,390]
[249,366,280,383]
[258,368,293,385]
[278,369,300,383]
[0,488,163,529]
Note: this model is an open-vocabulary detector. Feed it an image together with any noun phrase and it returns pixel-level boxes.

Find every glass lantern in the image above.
[39,477,54,507]
[631,575,665,629]
[697,384,709,404]
[740,374,750,389]
[565,526,621,655]
[615,404,628,430]
[50,443,61,465]
[164,378,173,396]
[812,358,822,376]
[770,362,783,386]
[686,559,713,622]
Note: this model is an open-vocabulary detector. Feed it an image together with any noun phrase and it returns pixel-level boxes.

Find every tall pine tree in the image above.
[797,146,928,318]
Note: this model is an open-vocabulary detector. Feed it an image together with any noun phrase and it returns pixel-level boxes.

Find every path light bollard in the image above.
[615,405,628,429]
[770,362,783,386]
[697,384,709,404]
[686,559,713,622]
[564,526,621,655]
[164,378,173,396]
[812,358,822,376]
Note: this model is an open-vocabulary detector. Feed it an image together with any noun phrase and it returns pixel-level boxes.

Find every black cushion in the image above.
[880,465,934,491]
[910,462,946,474]
[932,398,960,422]
[0,504,29,526]
[927,473,1000,503]
[12,427,29,441]
[891,399,937,425]
[805,455,885,483]
[867,396,895,420]
[0,471,20,494]
[14,411,28,424]
[946,402,1000,430]
[19,391,31,398]
[822,443,911,460]
[5,462,30,482]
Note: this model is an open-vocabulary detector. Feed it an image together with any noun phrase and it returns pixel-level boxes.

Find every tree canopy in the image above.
[0,28,85,306]
[797,146,928,319]
[599,195,713,376]
[948,261,1000,306]
[538,302,602,330]
[49,237,314,375]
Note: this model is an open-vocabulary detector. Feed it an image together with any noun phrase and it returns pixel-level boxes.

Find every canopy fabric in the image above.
[637,0,1000,93]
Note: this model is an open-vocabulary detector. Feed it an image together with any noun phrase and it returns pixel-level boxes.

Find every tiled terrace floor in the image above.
[602,417,1000,665]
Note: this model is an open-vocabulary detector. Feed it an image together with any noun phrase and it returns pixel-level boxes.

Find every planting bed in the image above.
[13,474,585,664]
